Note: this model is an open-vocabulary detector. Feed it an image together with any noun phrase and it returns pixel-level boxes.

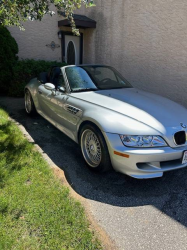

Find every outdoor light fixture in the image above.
[58,31,62,39]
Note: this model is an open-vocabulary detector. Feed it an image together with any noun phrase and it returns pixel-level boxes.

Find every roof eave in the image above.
[58,19,96,29]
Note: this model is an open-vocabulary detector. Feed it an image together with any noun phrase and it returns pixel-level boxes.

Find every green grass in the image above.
[0,107,102,250]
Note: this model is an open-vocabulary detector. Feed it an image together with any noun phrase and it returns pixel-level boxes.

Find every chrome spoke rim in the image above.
[25,92,32,113]
[81,129,102,168]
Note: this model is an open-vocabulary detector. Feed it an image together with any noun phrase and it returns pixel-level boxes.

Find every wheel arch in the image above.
[24,87,30,93]
[24,87,37,115]
[24,86,39,112]
[77,120,104,144]
[24,86,33,96]
[77,119,113,172]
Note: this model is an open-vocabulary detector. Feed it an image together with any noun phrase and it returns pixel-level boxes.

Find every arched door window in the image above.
[67,41,75,65]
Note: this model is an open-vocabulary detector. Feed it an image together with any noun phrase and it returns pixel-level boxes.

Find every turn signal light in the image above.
[114,151,129,158]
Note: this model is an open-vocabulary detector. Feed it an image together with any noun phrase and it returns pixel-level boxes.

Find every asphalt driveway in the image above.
[1,97,187,250]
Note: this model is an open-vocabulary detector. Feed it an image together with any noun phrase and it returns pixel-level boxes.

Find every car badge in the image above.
[180,123,187,129]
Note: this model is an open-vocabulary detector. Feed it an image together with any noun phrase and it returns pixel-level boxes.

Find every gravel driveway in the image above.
[1,97,187,250]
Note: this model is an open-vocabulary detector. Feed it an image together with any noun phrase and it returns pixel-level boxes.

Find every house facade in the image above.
[9,0,187,107]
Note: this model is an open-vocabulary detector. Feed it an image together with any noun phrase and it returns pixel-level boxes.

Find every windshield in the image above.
[65,66,132,92]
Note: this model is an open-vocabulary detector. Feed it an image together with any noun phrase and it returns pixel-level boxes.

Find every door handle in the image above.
[38,90,42,95]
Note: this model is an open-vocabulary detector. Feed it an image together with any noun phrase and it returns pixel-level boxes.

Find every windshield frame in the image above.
[64,65,133,93]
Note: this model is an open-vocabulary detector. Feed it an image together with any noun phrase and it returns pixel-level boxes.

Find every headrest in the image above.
[53,67,61,78]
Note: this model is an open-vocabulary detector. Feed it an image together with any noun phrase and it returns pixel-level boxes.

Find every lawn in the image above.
[0,107,102,250]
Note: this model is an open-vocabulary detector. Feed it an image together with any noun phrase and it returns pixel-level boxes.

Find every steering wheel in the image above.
[100,78,111,83]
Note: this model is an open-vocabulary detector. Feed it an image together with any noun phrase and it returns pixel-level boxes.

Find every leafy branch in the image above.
[0,0,95,35]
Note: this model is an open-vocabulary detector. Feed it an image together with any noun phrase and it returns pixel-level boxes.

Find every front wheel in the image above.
[80,124,112,172]
[25,89,36,115]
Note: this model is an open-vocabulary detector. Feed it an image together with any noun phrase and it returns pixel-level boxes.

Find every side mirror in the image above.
[58,86,65,93]
[44,83,55,91]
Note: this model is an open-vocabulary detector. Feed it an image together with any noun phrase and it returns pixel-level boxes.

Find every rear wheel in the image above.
[80,124,112,172]
[25,89,36,115]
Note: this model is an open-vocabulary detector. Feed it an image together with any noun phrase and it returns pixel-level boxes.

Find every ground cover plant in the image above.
[0,107,102,250]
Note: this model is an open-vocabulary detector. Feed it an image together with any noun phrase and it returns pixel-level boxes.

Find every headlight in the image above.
[119,135,167,147]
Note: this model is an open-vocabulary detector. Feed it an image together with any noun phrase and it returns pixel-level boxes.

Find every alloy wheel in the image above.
[81,129,102,168]
[25,91,32,113]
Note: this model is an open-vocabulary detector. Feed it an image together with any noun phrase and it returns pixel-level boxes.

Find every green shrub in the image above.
[0,28,66,97]
[8,59,67,97]
[0,26,18,95]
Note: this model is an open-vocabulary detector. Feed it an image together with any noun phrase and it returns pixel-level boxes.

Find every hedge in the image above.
[0,26,18,94]
[8,59,67,97]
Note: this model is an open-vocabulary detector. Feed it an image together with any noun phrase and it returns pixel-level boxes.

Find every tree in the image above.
[0,0,95,35]
[0,26,18,94]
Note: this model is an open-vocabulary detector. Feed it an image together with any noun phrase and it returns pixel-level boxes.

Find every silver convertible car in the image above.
[25,65,187,179]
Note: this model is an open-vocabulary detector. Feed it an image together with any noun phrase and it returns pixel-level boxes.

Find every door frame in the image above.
[59,31,83,64]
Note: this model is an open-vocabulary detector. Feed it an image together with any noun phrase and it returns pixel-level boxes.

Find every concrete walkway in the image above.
[1,97,187,250]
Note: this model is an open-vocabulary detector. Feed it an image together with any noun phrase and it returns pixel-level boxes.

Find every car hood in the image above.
[71,88,187,132]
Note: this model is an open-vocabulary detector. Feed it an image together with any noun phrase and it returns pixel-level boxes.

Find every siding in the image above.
[8,0,187,107]
[81,0,187,107]
[8,7,62,62]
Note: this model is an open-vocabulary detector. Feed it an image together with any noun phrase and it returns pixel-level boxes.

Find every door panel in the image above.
[50,91,68,127]
[65,35,80,65]
[37,84,55,119]
[37,67,82,142]
[50,92,82,140]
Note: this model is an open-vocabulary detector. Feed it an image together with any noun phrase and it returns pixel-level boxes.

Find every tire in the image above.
[80,124,112,173]
[24,89,36,115]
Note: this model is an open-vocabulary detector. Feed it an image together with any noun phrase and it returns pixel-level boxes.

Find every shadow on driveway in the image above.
[1,97,187,228]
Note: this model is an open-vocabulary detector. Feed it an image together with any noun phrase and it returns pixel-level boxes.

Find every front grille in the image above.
[174,131,186,145]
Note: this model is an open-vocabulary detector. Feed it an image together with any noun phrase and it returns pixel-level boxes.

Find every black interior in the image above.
[38,72,48,84]
[51,67,61,89]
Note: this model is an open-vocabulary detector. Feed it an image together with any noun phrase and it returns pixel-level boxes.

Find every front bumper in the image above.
[104,132,187,179]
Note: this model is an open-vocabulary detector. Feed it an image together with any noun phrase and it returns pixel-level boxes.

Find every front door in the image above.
[65,35,80,65]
